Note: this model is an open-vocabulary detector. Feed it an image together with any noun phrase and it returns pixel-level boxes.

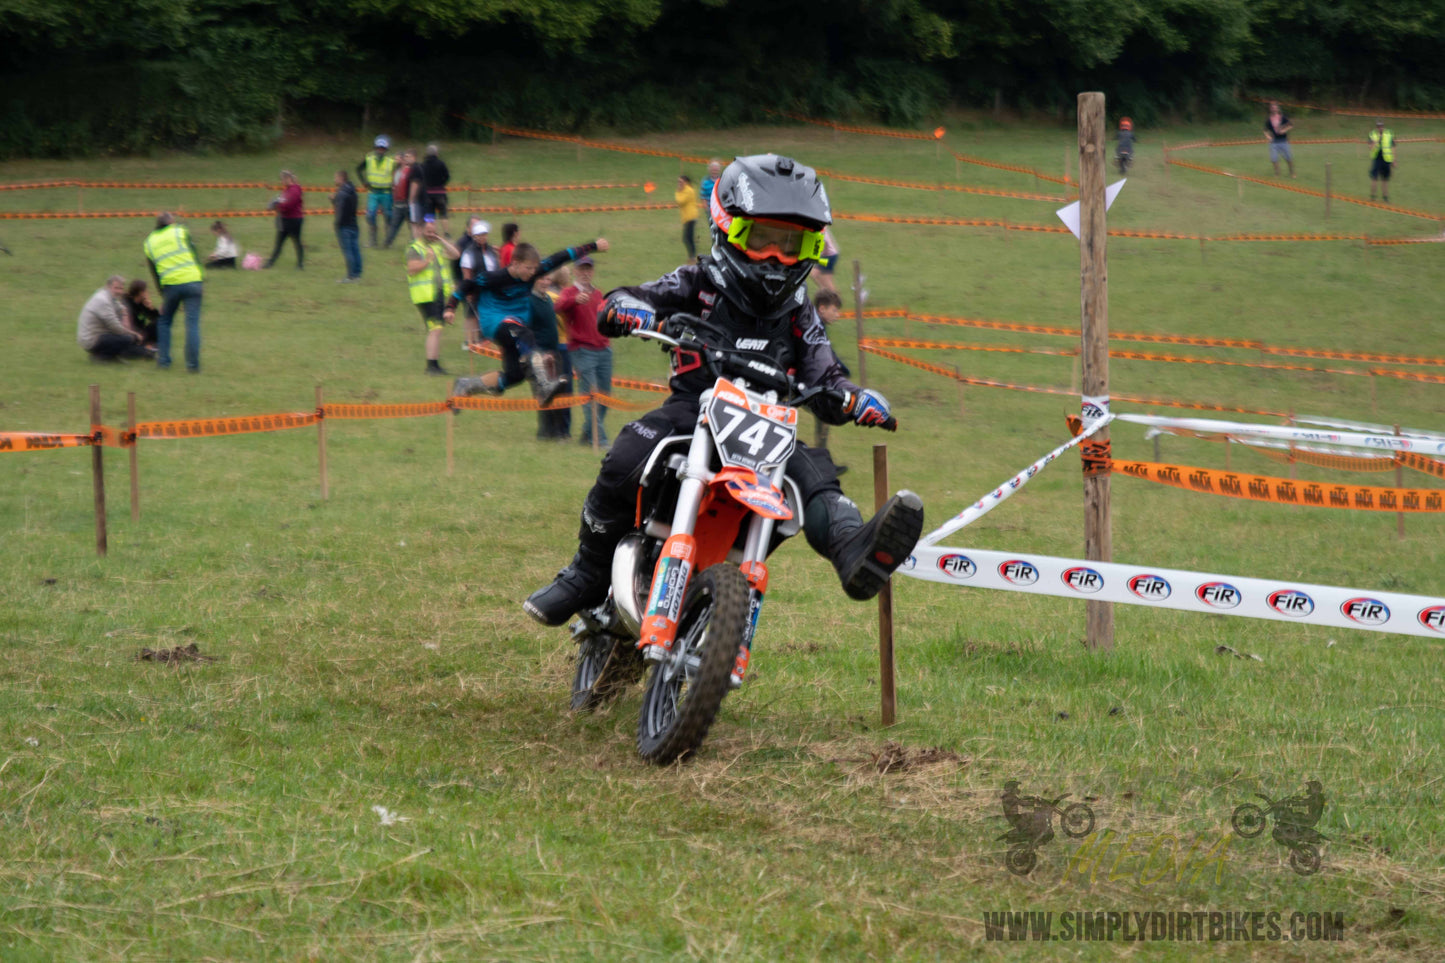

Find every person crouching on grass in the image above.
[449,237,608,405]
[405,215,460,376]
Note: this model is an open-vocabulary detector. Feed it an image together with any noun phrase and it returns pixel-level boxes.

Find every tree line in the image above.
[3,0,1441,157]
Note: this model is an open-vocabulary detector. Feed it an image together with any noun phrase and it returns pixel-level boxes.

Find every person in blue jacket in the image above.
[450,237,608,403]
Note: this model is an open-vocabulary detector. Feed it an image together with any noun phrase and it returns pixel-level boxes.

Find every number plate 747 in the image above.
[707,396,797,471]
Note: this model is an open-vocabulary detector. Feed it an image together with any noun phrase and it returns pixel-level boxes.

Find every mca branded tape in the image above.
[903,546,1445,639]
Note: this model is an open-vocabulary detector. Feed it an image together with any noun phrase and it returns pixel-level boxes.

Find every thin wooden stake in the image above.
[852,258,867,389]
[1396,425,1405,540]
[316,385,329,500]
[89,384,107,557]
[446,405,455,477]
[127,391,139,522]
[591,396,601,452]
[954,365,966,417]
[873,444,896,727]
[1078,91,1113,652]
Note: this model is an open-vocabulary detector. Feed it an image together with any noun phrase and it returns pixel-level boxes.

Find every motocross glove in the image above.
[847,388,893,427]
[598,295,660,338]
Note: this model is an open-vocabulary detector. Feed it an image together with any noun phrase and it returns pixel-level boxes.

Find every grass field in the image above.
[2,109,1444,961]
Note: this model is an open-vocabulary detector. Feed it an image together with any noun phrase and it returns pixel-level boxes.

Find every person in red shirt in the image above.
[554,255,611,446]
[264,169,305,269]
[499,222,521,267]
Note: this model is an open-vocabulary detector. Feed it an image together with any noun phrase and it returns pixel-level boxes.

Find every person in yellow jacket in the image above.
[141,213,204,372]
[357,135,397,248]
[406,215,460,375]
[1368,120,1396,202]
[675,174,699,263]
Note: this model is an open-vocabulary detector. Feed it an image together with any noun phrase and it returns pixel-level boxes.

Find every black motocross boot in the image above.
[806,490,925,601]
[523,510,619,626]
[525,350,566,407]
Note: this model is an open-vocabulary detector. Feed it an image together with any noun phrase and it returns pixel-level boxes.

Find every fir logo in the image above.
[1340,598,1389,626]
[1128,574,1172,601]
[1196,582,1242,609]
[1418,605,1445,633]
[998,560,1039,586]
[1267,589,1315,618]
[1061,567,1104,594]
[937,553,977,579]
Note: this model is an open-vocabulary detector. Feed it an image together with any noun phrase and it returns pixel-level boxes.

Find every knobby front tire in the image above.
[636,563,750,765]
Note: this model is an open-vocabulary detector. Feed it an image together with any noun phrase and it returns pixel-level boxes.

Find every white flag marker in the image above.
[1056,179,1126,239]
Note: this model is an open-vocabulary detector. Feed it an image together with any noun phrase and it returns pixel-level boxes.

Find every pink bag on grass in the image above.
[242,252,263,270]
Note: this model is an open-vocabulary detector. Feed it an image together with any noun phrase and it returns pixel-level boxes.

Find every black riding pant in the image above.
[495,318,537,388]
[579,394,844,557]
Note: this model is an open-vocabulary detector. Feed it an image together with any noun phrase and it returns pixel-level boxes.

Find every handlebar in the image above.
[635,314,897,431]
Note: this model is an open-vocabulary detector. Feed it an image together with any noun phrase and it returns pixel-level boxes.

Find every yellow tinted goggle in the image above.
[725,217,826,265]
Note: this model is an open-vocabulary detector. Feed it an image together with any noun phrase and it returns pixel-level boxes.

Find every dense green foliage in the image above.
[3,0,1444,156]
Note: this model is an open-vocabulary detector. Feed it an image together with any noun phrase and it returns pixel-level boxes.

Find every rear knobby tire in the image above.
[571,627,645,712]
[636,563,749,764]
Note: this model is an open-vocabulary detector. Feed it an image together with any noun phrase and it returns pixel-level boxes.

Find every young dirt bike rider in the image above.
[524,154,924,628]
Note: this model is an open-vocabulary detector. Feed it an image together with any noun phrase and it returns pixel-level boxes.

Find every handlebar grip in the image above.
[880,417,898,432]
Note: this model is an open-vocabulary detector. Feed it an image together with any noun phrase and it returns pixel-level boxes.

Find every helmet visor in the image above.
[725,216,826,266]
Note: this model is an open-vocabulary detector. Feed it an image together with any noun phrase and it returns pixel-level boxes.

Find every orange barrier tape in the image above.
[590,393,655,411]
[1402,452,1445,480]
[1252,445,1399,474]
[452,394,594,411]
[764,109,943,141]
[835,211,1413,243]
[868,308,1445,366]
[1371,369,1445,385]
[951,152,1073,186]
[813,169,1067,201]
[861,337,1077,357]
[1266,346,1445,367]
[1243,97,1445,121]
[1168,157,1445,221]
[1113,459,1445,511]
[323,402,449,419]
[1108,348,1367,377]
[135,412,318,439]
[91,425,131,448]
[611,377,671,394]
[859,343,1289,417]
[0,432,93,452]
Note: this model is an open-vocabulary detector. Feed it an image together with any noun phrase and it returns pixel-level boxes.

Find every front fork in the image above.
[638,426,713,658]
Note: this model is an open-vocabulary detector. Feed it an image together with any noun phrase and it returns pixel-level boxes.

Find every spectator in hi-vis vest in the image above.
[406,216,460,376]
[357,135,397,248]
[1369,120,1396,203]
[142,213,204,372]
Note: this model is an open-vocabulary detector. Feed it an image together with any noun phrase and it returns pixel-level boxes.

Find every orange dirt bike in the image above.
[568,314,896,764]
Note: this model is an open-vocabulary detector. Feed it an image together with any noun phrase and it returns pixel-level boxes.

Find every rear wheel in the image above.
[636,564,749,764]
[571,620,645,712]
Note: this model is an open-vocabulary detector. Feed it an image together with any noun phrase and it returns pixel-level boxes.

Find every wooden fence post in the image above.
[873,444,896,726]
[127,391,139,522]
[89,384,107,557]
[316,385,329,500]
[1078,91,1113,652]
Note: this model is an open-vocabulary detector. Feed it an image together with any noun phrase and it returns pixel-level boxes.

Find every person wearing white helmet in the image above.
[356,135,397,248]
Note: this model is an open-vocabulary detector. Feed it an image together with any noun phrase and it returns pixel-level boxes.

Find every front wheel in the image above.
[636,563,750,764]
[1060,803,1095,838]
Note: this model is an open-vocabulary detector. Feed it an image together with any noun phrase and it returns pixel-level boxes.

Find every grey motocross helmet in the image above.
[705,154,832,319]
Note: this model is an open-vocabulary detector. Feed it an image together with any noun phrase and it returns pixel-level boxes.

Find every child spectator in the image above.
[206,221,238,268]
[123,279,159,346]
[556,255,611,447]
[699,160,722,225]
